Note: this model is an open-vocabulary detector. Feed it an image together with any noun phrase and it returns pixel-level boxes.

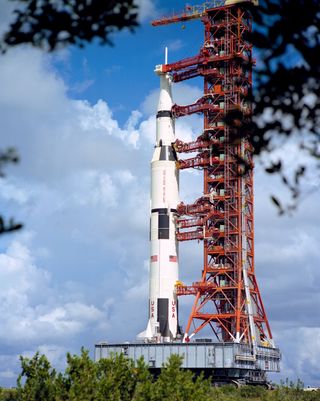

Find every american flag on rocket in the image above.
[169,255,177,262]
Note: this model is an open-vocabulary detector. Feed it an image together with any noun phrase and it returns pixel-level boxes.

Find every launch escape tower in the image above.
[95,0,281,385]
[153,0,274,350]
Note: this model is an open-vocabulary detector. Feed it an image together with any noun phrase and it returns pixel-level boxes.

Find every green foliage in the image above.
[211,385,240,401]
[1,0,138,52]
[96,354,151,401]
[268,379,311,401]
[239,385,267,398]
[15,351,212,401]
[152,355,211,401]
[250,0,320,211]
[0,148,19,177]
[0,147,22,235]
[210,384,320,401]
[13,351,320,401]
[17,353,57,401]
[0,388,18,401]
[63,348,98,401]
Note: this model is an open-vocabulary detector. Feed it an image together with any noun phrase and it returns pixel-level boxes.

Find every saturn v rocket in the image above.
[140,60,180,343]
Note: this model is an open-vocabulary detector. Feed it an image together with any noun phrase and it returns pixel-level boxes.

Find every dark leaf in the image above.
[1,0,139,52]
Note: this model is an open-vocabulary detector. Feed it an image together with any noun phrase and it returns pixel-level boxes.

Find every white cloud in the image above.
[134,0,158,22]
[168,39,185,52]
[0,179,30,205]
[114,170,136,185]
[257,230,319,266]
[0,235,106,345]
[75,99,141,148]
[139,115,156,143]
[273,327,320,386]
[70,170,118,208]
[77,99,119,133]
[125,259,149,301]
[0,369,16,379]
[0,237,50,302]
[0,49,67,112]
[38,303,104,334]
[70,79,94,94]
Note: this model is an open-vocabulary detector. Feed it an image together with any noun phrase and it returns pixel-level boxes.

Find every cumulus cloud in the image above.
[0,51,148,186]
[0,355,20,387]
[70,170,118,208]
[271,327,320,386]
[0,236,106,345]
[70,79,94,94]
[134,0,158,22]
[167,39,185,52]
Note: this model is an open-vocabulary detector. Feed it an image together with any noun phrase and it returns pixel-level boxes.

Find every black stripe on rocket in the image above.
[149,208,177,241]
[156,107,177,161]
[158,209,169,239]
[157,298,170,337]
[156,110,172,118]
[156,298,179,338]
[152,208,177,240]
[159,146,176,161]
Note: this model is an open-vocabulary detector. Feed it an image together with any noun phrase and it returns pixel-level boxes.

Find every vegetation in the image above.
[0,148,23,234]
[0,388,17,401]
[0,0,138,52]
[249,0,320,212]
[0,350,319,401]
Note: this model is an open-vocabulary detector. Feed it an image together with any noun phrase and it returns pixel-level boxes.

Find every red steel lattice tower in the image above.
[153,1,275,349]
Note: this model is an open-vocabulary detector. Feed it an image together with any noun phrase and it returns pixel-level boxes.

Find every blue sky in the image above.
[0,0,319,388]
[57,1,204,123]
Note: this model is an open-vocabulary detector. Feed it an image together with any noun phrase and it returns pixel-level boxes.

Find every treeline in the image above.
[0,350,319,401]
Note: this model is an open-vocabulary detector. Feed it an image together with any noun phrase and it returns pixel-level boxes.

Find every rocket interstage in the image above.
[140,70,180,343]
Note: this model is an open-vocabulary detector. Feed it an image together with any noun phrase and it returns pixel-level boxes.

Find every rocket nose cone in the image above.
[158,73,173,112]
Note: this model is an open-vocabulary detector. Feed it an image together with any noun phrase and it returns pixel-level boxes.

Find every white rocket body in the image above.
[140,70,180,343]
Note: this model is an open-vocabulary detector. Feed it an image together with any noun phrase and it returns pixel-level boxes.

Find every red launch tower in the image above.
[153,1,274,350]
